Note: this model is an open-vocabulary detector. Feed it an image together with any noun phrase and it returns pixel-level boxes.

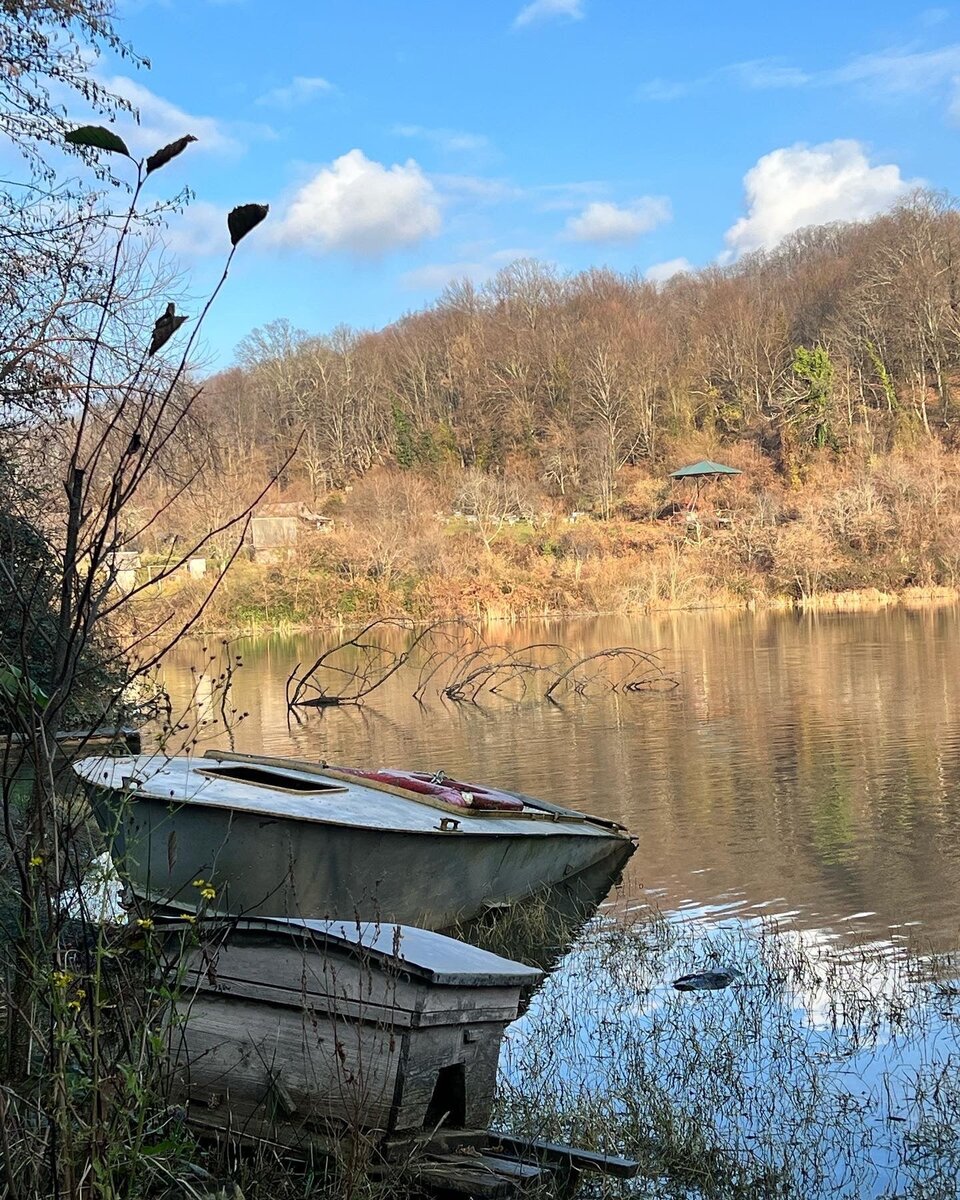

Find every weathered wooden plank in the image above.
[179,940,526,1025]
[464,1154,545,1180]
[378,1128,492,1159]
[394,1024,504,1131]
[179,941,428,1023]
[171,991,507,1133]
[182,972,522,1031]
[487,1132,642,1178]
[403,1159,518,1199]
[169,993,403,1131]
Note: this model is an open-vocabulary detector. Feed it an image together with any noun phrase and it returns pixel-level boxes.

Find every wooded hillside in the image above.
[142,192,960,625]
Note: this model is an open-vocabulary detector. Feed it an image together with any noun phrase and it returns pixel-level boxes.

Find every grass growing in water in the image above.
[8,835,960,1199]
[496,901,960,1199]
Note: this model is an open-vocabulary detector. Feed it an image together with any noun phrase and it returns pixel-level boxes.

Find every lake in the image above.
[160,604,960,951]
[159,606,960,1198]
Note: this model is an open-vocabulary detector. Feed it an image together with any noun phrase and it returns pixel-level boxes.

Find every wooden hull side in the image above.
[171,993,506,1134]
[86,787,635,929]
[167,928,525,1137]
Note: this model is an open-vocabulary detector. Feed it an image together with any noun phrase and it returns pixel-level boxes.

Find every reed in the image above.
[495,900,960,1199]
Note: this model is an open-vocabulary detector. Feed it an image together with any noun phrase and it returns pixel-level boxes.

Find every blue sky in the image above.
[91,0,960,363]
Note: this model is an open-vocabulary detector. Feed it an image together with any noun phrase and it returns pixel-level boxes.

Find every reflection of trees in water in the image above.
[161,606,960,945]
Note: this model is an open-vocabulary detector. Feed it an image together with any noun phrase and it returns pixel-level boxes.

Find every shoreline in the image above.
[134,581,960,638]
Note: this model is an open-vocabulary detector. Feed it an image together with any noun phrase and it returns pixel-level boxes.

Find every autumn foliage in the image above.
[138,192,960,626]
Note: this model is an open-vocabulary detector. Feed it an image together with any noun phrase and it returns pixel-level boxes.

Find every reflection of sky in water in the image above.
[156,611,960,1195]
[499,906,960,1199]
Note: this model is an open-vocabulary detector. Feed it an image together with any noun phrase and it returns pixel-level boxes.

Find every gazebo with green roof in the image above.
[669,459,742,507]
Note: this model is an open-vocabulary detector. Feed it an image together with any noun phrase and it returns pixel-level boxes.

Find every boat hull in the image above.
[84,783,635,930]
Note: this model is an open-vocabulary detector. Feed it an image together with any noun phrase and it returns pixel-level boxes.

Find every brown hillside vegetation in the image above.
[140,192,960,628]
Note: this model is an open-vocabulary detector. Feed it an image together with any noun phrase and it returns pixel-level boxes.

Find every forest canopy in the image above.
[196,190,960,517]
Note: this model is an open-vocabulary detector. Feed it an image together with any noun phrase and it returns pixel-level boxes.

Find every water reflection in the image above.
[159,606,960,949]
[499,907,960,1199]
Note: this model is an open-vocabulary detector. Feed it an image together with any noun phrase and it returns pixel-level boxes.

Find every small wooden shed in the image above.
[250,502,331,560]
[166,917,542,1144]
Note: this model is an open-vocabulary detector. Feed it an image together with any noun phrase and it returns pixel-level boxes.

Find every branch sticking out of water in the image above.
[285,618,677,712]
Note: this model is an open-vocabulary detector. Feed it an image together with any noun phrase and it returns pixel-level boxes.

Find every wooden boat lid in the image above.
[179,916,544,987]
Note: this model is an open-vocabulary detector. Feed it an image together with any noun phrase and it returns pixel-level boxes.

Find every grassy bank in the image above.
[6,879,957,1200]
[143,559,960,637]
[132,441,960,633]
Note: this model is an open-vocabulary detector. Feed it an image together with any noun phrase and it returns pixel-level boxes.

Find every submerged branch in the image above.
[285,617,677,712]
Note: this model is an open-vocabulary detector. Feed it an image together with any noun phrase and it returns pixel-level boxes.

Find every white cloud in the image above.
[273,148,441,257]
[833,44,960,116]
[730,59,811,89]
[639,58,809,102]
[724,140,919,258]
[835,44,960,90]
[640,43,960,123]
[490,246,540,262]
[256,76,333,108]
[432,173,522,203]
[395,125,490,153]
[645,257,693,283]
[100,74,241,155]
[563,197,671,243]
[513,0,583,29]
[638,77,697,101]
[401,246,544,292]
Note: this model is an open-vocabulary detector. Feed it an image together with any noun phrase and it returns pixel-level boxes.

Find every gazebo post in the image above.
[668,459,743,519]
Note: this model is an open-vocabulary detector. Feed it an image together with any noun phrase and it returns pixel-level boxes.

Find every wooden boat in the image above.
[1,724,140,782]
[167,916,542,1136]
[72,748,636,929]
[166,916,640,1195]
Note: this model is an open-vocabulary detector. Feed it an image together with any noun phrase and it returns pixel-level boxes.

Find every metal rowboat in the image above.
[72,749,636,930]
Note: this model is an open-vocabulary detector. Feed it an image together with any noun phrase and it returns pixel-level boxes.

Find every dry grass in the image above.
[123,442,960,633]
[496,900,960,1199]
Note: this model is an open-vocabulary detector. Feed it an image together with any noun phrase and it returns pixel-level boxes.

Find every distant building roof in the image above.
[669,460,742,479]
[255,501,315,519]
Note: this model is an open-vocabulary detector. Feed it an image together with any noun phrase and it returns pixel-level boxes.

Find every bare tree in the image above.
[0,106,287,1194]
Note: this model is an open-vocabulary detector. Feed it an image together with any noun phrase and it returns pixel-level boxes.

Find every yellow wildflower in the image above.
[199,884,216,901]
[28,855,43,868]
[178,913,197,925]
[136,917,154,931]
[51,970,73,989]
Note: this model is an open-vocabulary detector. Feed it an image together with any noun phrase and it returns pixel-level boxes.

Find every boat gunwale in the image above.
[75,758,631,841]
[201,748,627,830]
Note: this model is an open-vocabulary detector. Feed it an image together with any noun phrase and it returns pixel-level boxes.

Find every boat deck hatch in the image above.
[198,764,347,794]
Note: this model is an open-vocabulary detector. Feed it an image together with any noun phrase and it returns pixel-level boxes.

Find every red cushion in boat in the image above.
[332,767,524,811]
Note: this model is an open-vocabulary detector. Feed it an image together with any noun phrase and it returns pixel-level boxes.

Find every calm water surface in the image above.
[160,605,960,949]
[158,606,960,1198]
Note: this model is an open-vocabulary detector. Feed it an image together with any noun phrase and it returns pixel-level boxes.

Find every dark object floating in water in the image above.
[673,968,743,992]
